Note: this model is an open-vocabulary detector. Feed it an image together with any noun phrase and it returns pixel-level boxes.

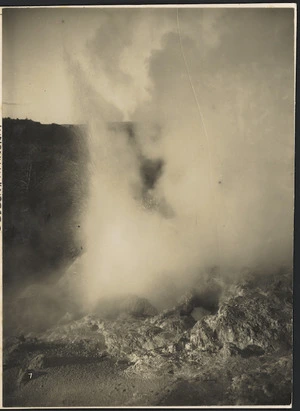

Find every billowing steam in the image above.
[65,8,294,312]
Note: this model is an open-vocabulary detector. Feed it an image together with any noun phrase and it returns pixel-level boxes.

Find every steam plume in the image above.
[66,8,294,311]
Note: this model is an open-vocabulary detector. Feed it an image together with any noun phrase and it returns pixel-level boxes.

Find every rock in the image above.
[27,354,45,370]
[240,344,265,358]
[152,331,177,348]
[119,295,158,318]
[191,306,211,321]
[220,342,242,358]
[58,312,77,325]
[17,354,46,386]
[177,292,195,315]
[189,275,292,354]
[190,318,222,352]
[215,288,292,351]
[3,270,292,405]
[227,355,292,405]
[220,343,265,359]
[150,308,196,333]
[93,295,158,319]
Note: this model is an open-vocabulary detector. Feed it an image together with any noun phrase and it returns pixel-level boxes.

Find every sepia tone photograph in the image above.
[2,4,295,407]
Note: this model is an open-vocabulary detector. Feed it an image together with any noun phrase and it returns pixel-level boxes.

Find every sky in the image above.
[3,7,174,123]
[2,6,296,306]
[2,6,295,124]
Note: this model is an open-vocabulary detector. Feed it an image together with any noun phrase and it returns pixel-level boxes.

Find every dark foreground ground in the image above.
[3,269,292,407]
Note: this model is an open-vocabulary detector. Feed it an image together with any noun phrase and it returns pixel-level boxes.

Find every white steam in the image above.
[66,8,294,311]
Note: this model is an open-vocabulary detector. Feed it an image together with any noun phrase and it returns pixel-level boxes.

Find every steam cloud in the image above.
[65,8,294,311]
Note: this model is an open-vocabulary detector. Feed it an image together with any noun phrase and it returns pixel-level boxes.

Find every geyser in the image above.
[64,7,294,314]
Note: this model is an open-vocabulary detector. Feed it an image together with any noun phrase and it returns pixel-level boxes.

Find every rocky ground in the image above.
[3,269,293,407]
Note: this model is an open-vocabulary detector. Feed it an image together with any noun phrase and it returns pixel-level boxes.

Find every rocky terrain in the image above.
[3,268,292,407]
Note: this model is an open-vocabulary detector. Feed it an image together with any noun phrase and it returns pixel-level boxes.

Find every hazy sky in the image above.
[3,6,295,124]
[3,7,109,123]
[3,7,173,123]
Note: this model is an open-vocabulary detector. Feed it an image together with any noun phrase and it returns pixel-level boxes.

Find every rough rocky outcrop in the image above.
[3,269,292,405]
[189,275,292,354]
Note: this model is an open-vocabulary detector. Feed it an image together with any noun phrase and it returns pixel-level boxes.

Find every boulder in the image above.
[189,274,292,353]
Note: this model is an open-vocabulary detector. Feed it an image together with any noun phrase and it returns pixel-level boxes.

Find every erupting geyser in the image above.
[63,7,294,316]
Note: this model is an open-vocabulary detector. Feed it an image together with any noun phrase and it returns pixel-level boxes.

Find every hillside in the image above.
[3,118,89,288]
